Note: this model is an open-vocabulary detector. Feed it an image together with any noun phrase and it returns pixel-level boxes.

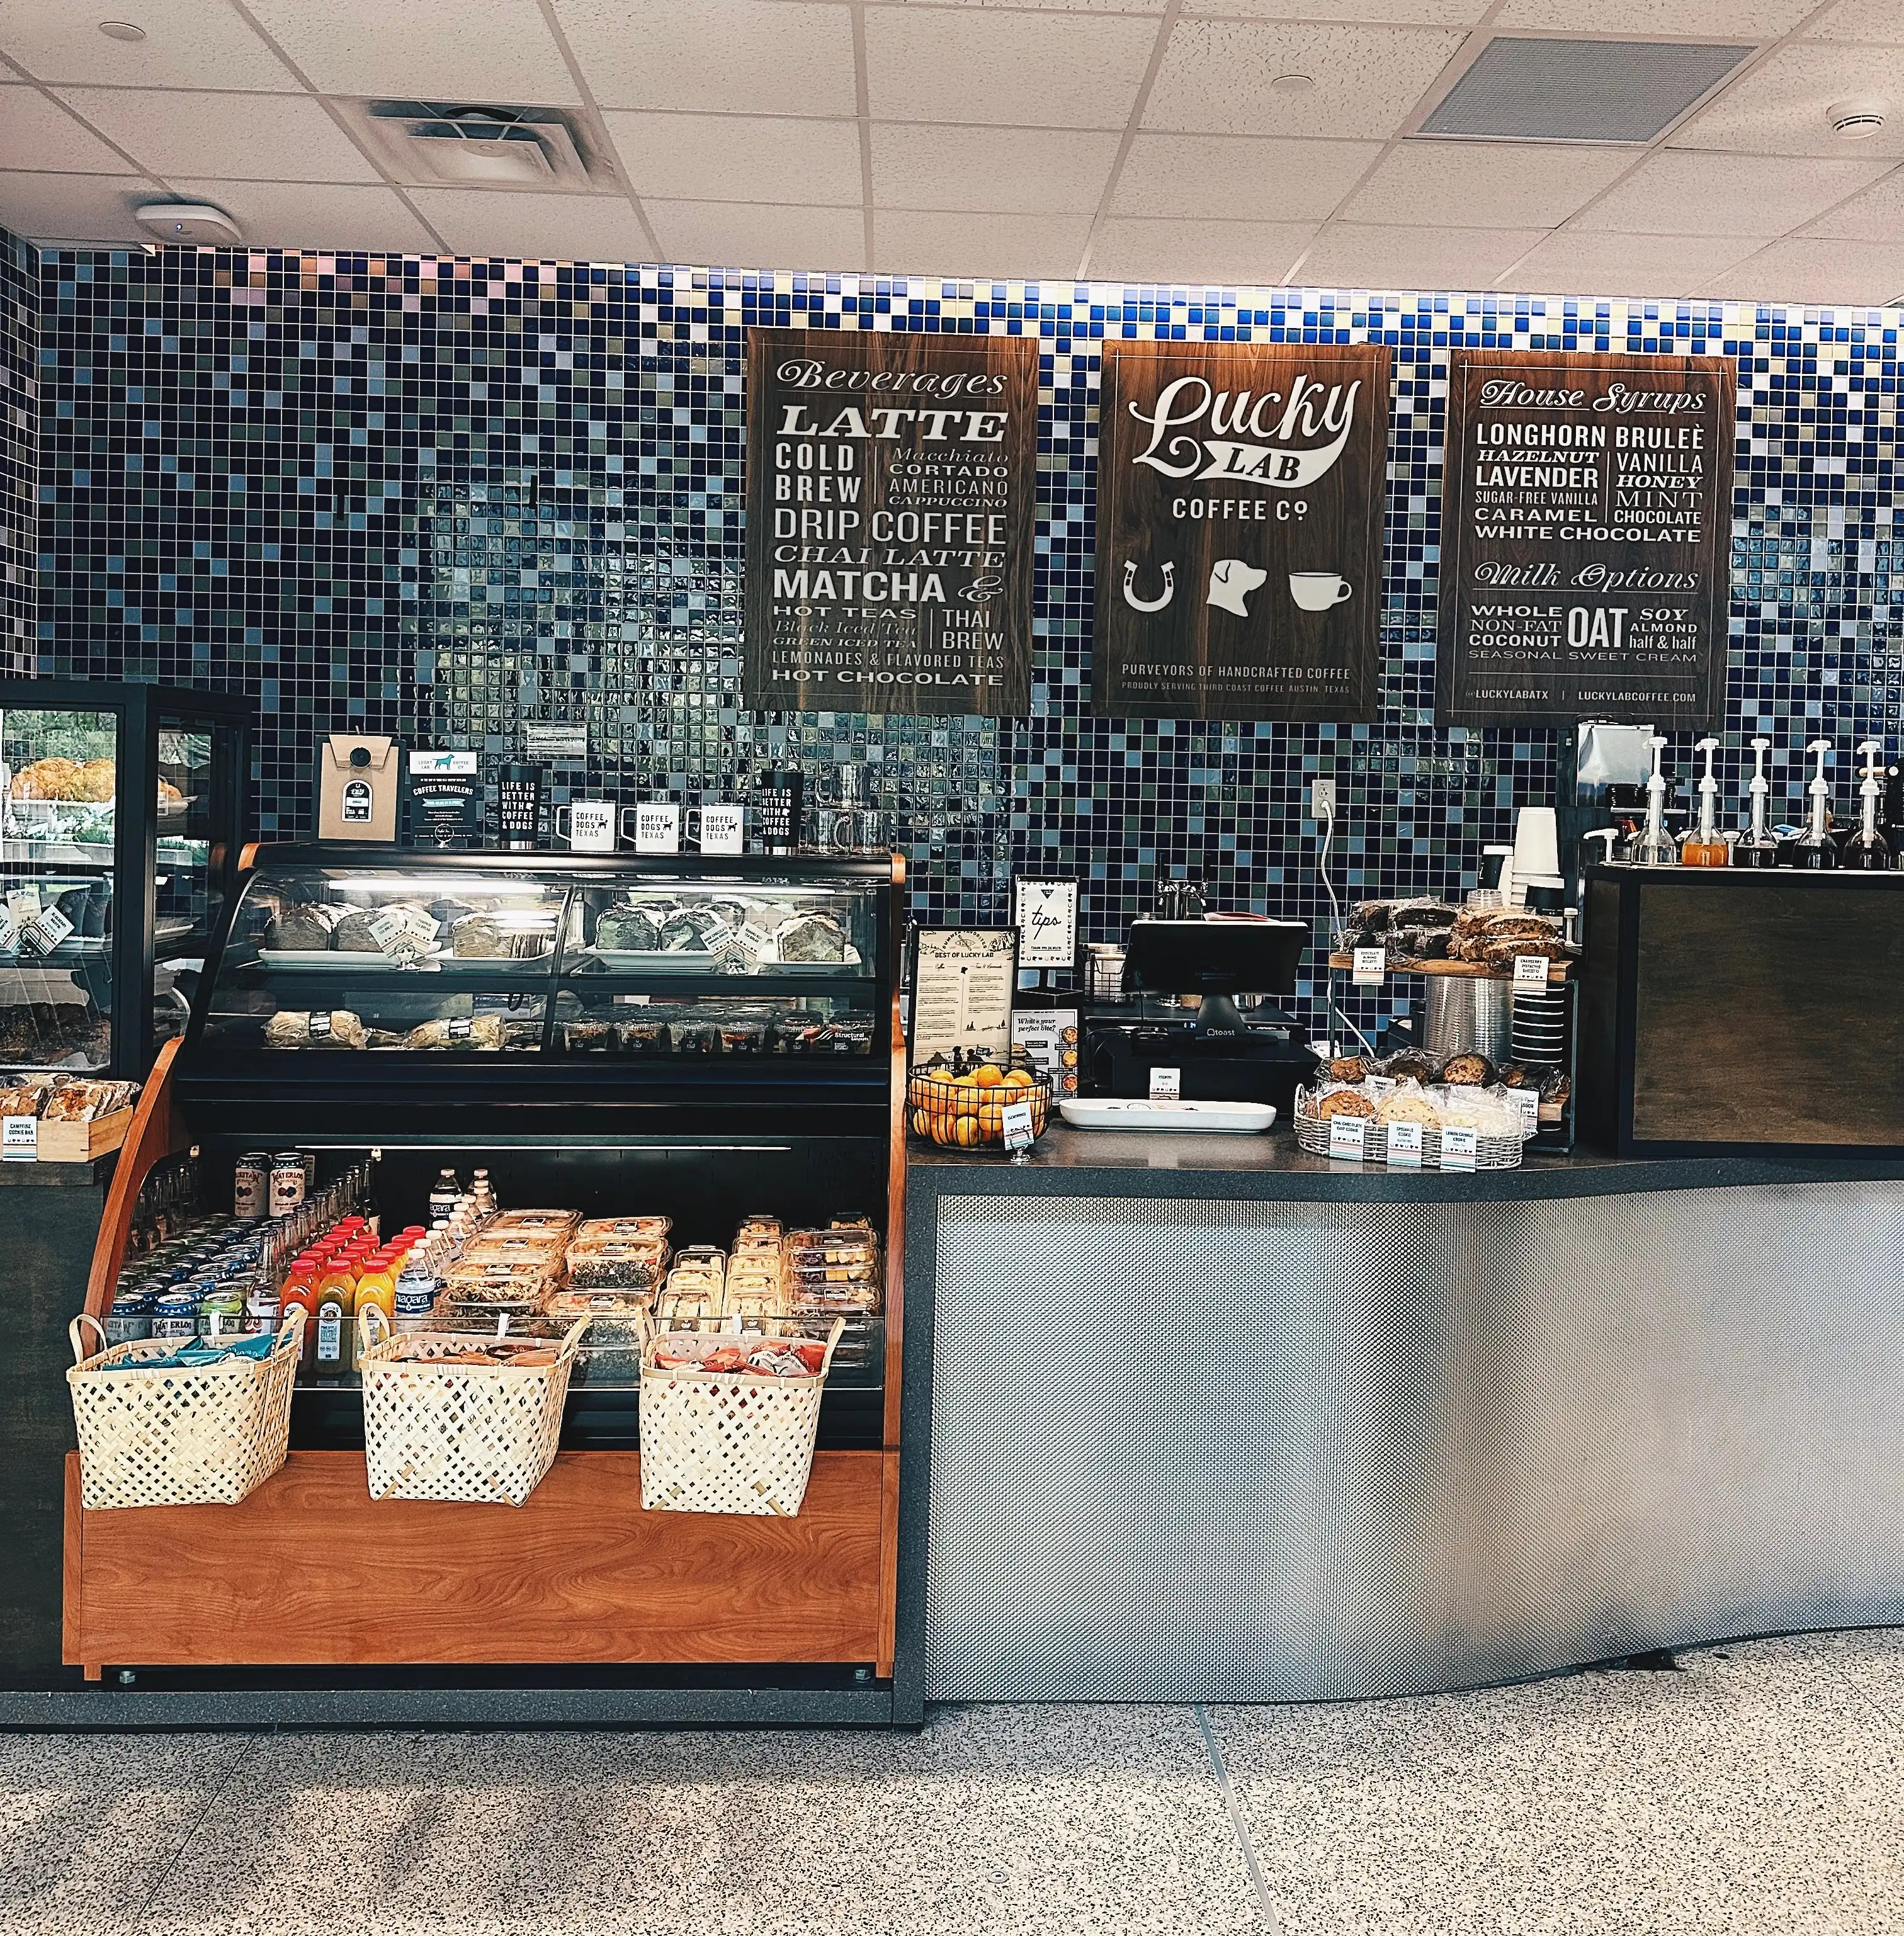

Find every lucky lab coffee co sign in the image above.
[1094,340,1390,722]
[744,328,1035,716]
[1437,349,1736,728]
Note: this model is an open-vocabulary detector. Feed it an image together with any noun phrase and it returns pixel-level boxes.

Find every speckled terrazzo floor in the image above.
[1,1633,1900,1936]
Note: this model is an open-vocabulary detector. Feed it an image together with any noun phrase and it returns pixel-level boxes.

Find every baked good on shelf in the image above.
[594,903,664,953]
[1441,1053,1494,1087]
[265,903,337,951]
[263,1009,366,1049]
[1327,1055,1368,1085]
[1314,1087,1376,1121]
[1376,1086,1441,1127]
[1379,1050,1442,1085]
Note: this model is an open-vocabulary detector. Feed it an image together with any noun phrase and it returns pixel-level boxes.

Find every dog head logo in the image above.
[1206,558,1268,618]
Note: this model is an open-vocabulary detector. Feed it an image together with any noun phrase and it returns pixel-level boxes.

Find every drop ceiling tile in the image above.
[0,170,153,242]
[1810,0,1904,41]
[1699,235,1904,304]
[1669,42,1904,154]
[606,112,861,206]
[873,210,1092,281]
[871,125,1120,215]
[553,0,858,116]
[647,198,864,271]
[1507,228,1767,298]
[0,84,139,174]
[1181,0,1490,19]
[1801,165,1904,239]
[1146,20,1468,139]
[1496,0,1812,31]
[0,0,297,90]
[167,178,436,252]
[1112,133,1378,221]
[1575,149,1890,235]
[404,188,648,259]
[1298,221,1547,288]
[1091,217,1317,285]
[1344,141,1631,227]
[54,88,379,184]
[247,0,579,105]
[865,9,1157,127]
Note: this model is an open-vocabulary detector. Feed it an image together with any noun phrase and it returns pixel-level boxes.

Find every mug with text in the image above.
[554,799,617,852]
[688,802,746,855]
[621,801,681,854]
[1289,572,1354,611]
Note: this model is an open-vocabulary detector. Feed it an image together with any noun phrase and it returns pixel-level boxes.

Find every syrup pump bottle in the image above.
[1843,739,1893,871]
[1735,737,1780,869]
[1635,736,1678,866]
[1784,739,1839,869]
[1680,736,1730,866]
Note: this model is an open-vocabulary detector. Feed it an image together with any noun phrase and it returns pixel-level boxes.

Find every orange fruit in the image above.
[974,1064,1006,1088]
[952,1114,982,1147]
[1003,1068,1035,1089]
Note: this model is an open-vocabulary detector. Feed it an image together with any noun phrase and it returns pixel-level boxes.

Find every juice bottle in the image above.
[312,1252,356,1378]
[354,1248,397,1347]
[279,1255,320,1371]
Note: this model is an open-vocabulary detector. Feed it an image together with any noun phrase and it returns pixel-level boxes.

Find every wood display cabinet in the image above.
[62,845,925,1727]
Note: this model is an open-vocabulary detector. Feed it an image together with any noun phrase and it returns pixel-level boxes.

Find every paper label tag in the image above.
[447,1017,473,1041]
[411,749,480,776]
[21,905,75,956]
[1441,1124,1479,1171]
[6,887,40,924]
[1509,1087,1541,1136]
[524,722,588,761]
[1001,1099,1036,1151]
[633,802,681,854]
[366,908,409,951]
[308,1013,332,1041]
[696,803,745,856]
[0,911,18,954]
[1352,946,1386,987]
[1364,1073,1396,1101]
[1386,1119,1424,1167]
[2,1116,37,1161]
[1328,1116,1368,1160]
[1149,1065,1181,1101]
[1513,953,1551,988]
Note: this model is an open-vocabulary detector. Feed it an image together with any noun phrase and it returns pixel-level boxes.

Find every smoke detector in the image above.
[135,201,241,244]
[356,101,600,189]
[1829,96,1888,139]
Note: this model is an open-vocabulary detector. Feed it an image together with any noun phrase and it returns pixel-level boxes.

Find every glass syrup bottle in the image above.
[1635,736,1678,866]
[1735,737,1780,869]
[1843,739,1893,871]
[1784,739,1839,869]
[1680,736,1730,866]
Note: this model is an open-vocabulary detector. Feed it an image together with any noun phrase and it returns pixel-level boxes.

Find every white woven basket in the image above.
[638,1320,845,1517]
[66,1308,305,1510]
[357,1310,589,1507]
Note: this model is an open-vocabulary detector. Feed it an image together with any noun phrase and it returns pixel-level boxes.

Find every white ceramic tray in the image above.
[1058,1098,1278,1134]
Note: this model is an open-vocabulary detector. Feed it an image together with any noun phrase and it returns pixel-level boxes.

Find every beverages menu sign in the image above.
[1094,340,1390,722]
[1437,349,1736,728]
[744,327,1035,716]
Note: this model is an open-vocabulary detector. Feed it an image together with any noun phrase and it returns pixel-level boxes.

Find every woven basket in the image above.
[638,1319,845,1517]
[356,1310,589,1507]
[66,1308,305,1510]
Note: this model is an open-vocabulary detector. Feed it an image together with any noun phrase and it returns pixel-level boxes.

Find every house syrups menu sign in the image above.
[744,327,1035,716]
[1093,339,1390,722]
[1437,349,1737,728]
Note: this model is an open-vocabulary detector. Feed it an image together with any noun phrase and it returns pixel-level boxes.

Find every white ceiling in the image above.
[1,0,1903,303]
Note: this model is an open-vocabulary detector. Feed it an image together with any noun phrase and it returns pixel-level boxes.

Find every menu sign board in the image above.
[1437,349,1735,728]
[908,929,1017,1067]
[744,327,1035,716]
[1094,339,1389,722]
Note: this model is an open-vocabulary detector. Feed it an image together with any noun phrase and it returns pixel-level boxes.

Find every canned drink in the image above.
[197,1290,244,1338]
[105,1296,154,1346]
[232,1152,269,1219]
[151,1292,198,1340]
[269,1153,306,1218]
[244,1288,281,1335]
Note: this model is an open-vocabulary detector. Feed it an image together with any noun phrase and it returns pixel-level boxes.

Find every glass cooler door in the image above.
[151,708,246,1061]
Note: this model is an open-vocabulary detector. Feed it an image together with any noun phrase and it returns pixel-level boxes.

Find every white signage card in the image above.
[1327,1116,1368,1160]
[3,1116,37,1161]
[909,929,1017,1067]
[1001,1099,1036,1152]
[1509,1087,1541,1136]
[1441,1124,1480,1172]
[524,722,588,761]
[20,905,74,956]
[1512,953,1551,988]
[1385,1119,1424,1167]
[1352,946,1386,987]
[632,802,681,855]
[1148,1065,1181,1101]
[410,749,480,776]
[1012,878,1079,971]
[1012,1008,1079,1095]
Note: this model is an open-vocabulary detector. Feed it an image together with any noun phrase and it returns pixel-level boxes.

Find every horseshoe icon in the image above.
[1123,559,1175,613]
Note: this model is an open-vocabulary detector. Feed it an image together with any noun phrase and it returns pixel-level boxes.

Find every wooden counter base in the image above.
[65,1449,888,1679]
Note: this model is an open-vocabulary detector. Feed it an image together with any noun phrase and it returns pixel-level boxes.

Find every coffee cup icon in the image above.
[1289,572,1352,611]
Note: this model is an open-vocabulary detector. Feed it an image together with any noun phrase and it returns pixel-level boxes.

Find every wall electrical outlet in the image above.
[1311,779,1337,820]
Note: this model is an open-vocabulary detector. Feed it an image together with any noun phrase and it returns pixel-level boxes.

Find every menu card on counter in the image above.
[909,929,1017,1067]
[744,327,1036,718]
[1011,1007,1079,1095]
[1012,877,1078,972]
[1437,349,1735,729]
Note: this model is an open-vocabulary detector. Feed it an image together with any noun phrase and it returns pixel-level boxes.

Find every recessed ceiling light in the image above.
[98,20,145,41]
[1830,96,1888,139]
[1270,74,1315,95]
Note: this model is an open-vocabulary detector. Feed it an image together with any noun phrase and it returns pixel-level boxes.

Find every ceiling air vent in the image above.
[1418,37,1753,145]
[359,102,602,189]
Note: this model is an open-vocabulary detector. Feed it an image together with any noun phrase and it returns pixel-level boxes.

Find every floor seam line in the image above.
[1196,1704,1283,1936]
[130,1730,263,1924]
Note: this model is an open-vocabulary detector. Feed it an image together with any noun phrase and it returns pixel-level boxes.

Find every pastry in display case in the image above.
[0,679,251,1077]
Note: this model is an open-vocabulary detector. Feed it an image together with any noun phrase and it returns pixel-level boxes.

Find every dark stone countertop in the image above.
[905,1123,1904,1204]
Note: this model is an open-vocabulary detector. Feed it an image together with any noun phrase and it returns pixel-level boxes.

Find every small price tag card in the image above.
[1386,1119,1424,1167]
[20,904,74,956]
[1364,1073,1397,1102]
[1352,946,1386,987]
[1327,1115,1368,1160]
[1440,1124,1479,1172]
[3,1115,37,1161]
[0,911,17,954]
[1509,1087,1540,1137]
[1001,1099,1036,1152]
[1512,954,1551,988]
[1148,1065,1181,1101]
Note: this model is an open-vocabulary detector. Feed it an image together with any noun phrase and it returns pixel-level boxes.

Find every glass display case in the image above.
[0,679,251,1077]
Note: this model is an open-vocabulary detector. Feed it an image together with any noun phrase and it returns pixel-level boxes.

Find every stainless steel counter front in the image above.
[906,1130,1904,1701]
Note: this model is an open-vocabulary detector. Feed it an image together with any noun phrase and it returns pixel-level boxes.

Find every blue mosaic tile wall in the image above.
[28,244,1904,1033]
[0,225,33,677]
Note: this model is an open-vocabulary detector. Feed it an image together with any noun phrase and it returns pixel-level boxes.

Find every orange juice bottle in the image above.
[312,1251,358,1378]
[280,1255,320,1371]
[354,1248,397,1349]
